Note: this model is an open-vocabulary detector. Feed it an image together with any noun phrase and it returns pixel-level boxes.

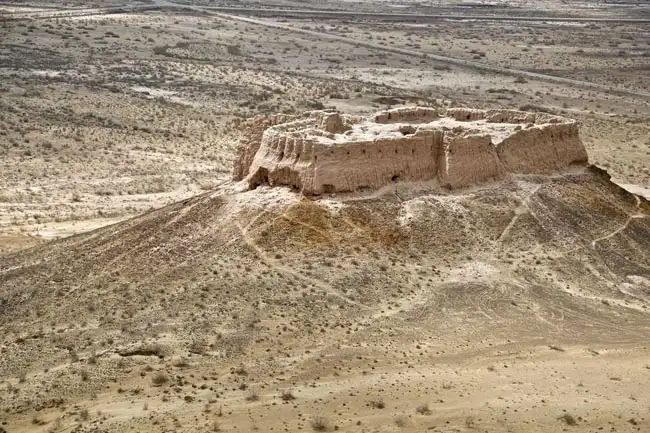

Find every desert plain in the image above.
[1,0,650,432]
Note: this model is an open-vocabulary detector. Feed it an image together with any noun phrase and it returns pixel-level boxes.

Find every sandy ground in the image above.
[1,1,650,432]
[1,167,650,433]
[1,1,648,247]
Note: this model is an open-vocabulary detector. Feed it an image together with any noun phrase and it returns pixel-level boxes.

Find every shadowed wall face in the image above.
[234,108,588,194]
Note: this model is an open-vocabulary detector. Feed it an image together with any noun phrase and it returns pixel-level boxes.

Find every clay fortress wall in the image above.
[232,107,588,194]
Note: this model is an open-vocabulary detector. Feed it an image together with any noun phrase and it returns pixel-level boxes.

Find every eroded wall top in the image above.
[233,107,588,194]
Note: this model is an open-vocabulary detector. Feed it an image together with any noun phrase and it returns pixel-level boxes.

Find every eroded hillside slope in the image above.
[1,165,650,433]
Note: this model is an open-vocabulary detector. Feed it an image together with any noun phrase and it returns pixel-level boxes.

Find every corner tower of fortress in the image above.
[232,107,588,194]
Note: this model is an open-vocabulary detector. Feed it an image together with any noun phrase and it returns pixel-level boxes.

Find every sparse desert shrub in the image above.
[233,363,247,375]
[226,44,241,55]
[558,413,578,426]
[305,100,325,110]
[120,343,166,358]
[188,338,207,354]
[415,403,431,415]
[280,390,296,401]
[172,356,189,367]
[518,104,553,114]
[246,389,260,401]
[310,416,330,431]
[47,417,63,432]
[395,414,409,427]
[153,45,168,55]
[151,371,168,386]
[80,369,89,381]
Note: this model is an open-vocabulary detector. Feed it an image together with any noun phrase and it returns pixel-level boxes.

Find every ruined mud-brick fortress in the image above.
[232,107,588,194]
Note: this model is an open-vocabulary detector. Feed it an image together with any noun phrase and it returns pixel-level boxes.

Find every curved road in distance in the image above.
[208,11,650,100]
[200,6,650,24]
[4,0,649,24]
[0,3,159,20]
[3,0,649,99]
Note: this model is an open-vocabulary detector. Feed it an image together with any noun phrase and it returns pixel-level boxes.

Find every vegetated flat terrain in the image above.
[1,0,650,432]
[2,166,650,433]
[1,0,649,250]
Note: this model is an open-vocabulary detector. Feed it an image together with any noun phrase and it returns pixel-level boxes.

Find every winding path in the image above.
[591,197,647,248]
[497,185,541,242]
[235,210,362,308]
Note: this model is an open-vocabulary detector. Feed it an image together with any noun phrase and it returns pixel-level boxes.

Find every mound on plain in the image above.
[1,111,650,432]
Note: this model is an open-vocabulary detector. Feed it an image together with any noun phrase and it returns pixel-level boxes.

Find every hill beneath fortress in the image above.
[1,109,650,433]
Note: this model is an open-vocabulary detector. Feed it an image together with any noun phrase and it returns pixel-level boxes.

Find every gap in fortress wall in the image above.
[232,107,589,195]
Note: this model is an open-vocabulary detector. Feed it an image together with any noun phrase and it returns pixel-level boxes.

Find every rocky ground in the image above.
[1,167,650,433]
[1,0,650,432]
[1,0,649,250]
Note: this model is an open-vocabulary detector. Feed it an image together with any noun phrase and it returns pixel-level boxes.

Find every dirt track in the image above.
[1,1,650,429]
[0,4,159,20]
[8,1,650,24]
[4,0,649,99]
[210,11,650,100]
[200,6,650,24]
